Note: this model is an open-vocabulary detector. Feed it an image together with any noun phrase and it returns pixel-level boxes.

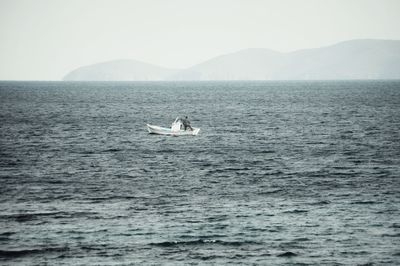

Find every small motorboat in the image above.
[147,117,200,136]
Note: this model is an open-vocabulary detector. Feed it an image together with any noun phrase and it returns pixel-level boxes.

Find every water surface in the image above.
[1,81,400,265]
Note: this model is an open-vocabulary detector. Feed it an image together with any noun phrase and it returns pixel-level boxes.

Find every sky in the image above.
[0,0,400,80]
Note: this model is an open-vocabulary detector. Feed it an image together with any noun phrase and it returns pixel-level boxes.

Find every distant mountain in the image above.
[63,59,179,81]
[169,48,283,80]
[173,39,400,80]
[64,39,400,81]
[274,39,400,80]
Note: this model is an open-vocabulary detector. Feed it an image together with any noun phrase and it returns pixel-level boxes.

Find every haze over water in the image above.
[1,81,400,265]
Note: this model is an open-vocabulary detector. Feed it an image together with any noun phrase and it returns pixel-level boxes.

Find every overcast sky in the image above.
[1,0,400,80]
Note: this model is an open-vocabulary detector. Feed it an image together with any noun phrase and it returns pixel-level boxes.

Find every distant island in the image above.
[63,39,400,81]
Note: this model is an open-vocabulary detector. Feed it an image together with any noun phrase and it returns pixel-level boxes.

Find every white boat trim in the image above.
[146,118,200,136]
[147,124,200,136]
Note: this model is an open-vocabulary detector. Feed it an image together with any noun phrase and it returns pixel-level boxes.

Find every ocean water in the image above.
[0,80,400,265]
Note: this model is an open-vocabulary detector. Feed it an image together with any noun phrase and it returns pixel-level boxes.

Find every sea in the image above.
[0,80,400,265]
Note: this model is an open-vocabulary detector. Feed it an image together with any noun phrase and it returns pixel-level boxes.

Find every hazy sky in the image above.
[1,0,400,80]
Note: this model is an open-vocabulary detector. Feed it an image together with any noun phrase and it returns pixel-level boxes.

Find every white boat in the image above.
[147,117,200,136]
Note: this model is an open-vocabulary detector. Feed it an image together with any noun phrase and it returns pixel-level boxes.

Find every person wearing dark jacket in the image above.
[181,116,193,131]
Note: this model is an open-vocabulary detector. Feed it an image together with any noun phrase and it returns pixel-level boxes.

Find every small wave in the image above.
[380,233,400,237]
[206,169,226,174]
[101,148,122,152]
[3,160,18,166]
[277,251,297,257]
[350,201,378,205]
[149,239,261,247]
[258,189,284,195]
[78,150,95,154]
[2,211,98,222]
[191,254,223,261]
[0,232,14,237]
[294,237,310,242]
[207,215,229,222]
[222,167,251,172]
[0,232,15,241]
[88,195,145,202]
[282,209,308,214]
[308,200,331,205]
[257,150,275,154]
[340,250,369,255]
[0,247,68,258]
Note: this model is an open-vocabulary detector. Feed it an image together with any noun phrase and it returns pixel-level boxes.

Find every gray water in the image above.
[1,81,400,265]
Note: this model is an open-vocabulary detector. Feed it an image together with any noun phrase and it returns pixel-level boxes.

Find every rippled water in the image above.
[1,81,400,265]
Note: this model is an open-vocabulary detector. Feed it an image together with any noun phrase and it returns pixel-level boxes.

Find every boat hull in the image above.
[147,124,200,136]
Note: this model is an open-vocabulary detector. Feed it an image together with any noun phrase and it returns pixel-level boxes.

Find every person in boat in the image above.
[180,116,193,131]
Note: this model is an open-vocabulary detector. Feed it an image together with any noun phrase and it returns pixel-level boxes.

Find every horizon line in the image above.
[1,79,400,82]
